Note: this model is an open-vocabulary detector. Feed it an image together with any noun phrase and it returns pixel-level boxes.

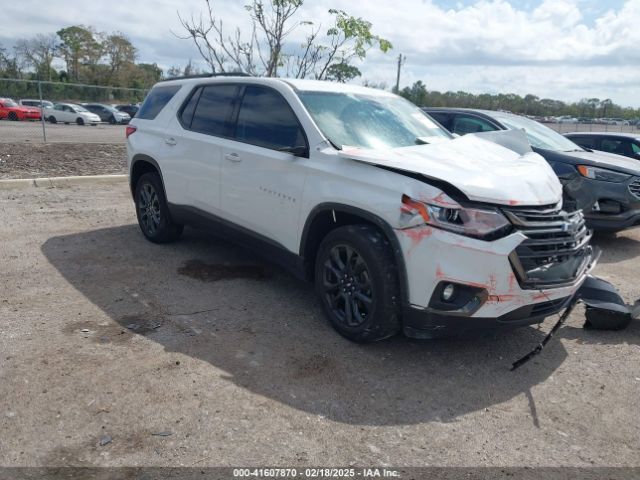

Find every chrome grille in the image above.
[503,205,592,289]
[629,178,640,200]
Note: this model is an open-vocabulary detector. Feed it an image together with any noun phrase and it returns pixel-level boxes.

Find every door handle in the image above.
[164,137,177,146]
[224,152,241,162]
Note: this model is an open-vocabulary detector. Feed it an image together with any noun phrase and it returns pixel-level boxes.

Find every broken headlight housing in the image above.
[577,165,630,183]
[402,195,511,240]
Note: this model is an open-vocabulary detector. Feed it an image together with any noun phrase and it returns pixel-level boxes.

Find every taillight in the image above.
[125,125,137,138]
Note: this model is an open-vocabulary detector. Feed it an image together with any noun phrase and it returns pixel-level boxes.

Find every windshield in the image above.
[297,91,451,149]
[492,113,583,152]
[3,99,18,107]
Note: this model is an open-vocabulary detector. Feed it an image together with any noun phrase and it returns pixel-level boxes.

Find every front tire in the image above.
[76,117,85,126]
[109,115,116,125]
[8,112,18,121]
[315,224,401,342]
[48,116,57,124]
[134,172,183,243]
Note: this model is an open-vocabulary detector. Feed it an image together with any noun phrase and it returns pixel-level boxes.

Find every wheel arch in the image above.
[130,154,165,197]
[300,203,409,306]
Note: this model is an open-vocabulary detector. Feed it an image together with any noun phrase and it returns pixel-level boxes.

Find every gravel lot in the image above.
[0,143,126,179]
[1,182,639,469]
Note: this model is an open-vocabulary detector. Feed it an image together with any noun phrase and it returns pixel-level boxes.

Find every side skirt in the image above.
[168,203,307,281]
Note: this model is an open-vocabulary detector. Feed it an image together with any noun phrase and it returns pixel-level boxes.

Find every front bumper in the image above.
[403,295,573,338]
[395,221,597,339]
[584,210,640,231]
[564,175,640,232]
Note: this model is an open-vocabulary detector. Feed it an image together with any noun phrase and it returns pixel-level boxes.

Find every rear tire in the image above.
[134,172,183,243]
[315,224,401,342]
[8,112,18,121]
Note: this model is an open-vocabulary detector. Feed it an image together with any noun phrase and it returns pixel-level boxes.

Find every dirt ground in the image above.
[0,143,126,179]
[1,182,639,469]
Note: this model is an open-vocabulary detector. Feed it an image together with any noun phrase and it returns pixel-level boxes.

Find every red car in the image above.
[0,98,41,121]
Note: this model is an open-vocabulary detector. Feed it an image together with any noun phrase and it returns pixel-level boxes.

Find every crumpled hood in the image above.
[338,133,562,206]
[554,149,640,175]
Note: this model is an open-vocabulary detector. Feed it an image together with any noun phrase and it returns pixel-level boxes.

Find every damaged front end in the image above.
[511,275,636,370]
[503,203,593,289]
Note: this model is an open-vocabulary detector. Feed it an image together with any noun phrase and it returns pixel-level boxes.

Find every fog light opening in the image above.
[441,283,456,302]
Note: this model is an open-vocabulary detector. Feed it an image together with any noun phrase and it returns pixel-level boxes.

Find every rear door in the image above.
[168,83,240,215]
[219,85,308,250]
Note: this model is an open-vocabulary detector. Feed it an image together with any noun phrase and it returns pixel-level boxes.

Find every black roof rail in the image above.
[159,72,251,82]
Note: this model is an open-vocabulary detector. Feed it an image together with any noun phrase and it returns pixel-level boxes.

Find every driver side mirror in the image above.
[279,145,309,158]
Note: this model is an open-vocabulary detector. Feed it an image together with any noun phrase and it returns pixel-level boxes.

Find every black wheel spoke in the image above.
[322,243,374,329]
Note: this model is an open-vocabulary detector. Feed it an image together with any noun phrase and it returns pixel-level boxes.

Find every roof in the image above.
[282,78,395,96]
[157,76,395,97]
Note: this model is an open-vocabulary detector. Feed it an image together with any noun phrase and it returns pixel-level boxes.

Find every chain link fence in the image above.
[548,122,638,135]
[0,78,148,144]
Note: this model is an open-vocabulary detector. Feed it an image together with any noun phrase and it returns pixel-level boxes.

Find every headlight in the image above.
[577,165,630,183]
[401,195,511,239]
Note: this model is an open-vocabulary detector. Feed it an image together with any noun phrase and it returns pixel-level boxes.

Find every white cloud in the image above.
[1,0,639,106]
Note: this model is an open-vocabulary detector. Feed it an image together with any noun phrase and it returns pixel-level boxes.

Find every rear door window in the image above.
[190,84,238,137]
[234,86,306,151]
[137,85,181,120]
[600,138,631,156]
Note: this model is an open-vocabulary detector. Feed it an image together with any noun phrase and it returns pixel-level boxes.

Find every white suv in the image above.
[127,76,597,342]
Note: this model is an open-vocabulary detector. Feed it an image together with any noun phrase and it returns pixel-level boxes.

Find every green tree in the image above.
[103,33,137,85]
[178,0,391,79]
[56,25,102,82]
[325,62,360,82]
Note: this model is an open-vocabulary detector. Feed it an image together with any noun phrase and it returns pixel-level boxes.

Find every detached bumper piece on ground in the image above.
[511,275,637,370]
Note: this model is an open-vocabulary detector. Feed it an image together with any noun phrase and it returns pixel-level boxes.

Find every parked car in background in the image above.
[606,118,630,126]
[557,116,579,124]
[424,107,640,232]
[83,103,130,124]
[0,98,41,121]
[115,104,139,118]
[47,103,101,125]
[20,99,54,110]
[126,77,597,341]
[565,132,640,160]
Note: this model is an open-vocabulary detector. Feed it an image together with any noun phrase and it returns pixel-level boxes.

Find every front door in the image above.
[220,85,308,252]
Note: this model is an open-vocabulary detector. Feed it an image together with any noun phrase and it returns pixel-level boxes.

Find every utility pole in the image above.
[394,54,405,94]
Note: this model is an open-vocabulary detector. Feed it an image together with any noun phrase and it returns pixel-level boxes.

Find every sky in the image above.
[1,0,638,107]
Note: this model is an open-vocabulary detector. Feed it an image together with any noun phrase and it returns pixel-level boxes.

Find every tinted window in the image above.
[426,111,453,131]
[452,115,498,135]
[569,136,596,148]
[600,139,629,156]
[137,85,181,120]
[236,86,305,151]
[190,85,238,136]
[179,87,202,129]
[632,143,640,154]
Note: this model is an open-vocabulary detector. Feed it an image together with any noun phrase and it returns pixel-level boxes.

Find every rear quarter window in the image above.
[137,85,181,120]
